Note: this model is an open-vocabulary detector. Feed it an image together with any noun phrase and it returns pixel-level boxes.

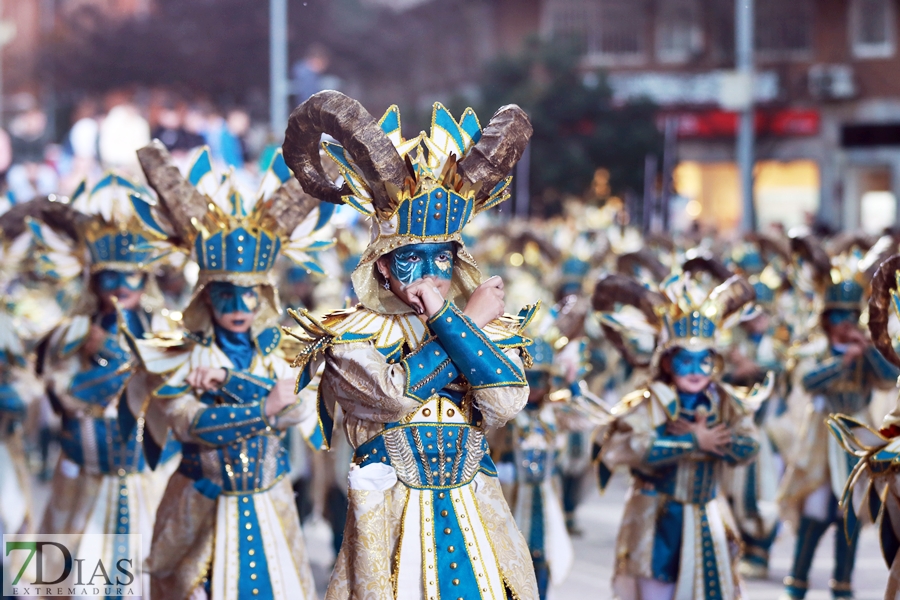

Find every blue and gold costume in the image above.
[492,337,575,599]
[34,175,180,598]
[722,240,794,579]
[285,91,539,599]
[593,267,763,600]
[778,238,900,600]
[129,143,332,600]
[828,252,900,600]
[0,228,37,538]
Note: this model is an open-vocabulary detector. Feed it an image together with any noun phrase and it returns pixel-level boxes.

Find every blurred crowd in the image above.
[0,93,273,205]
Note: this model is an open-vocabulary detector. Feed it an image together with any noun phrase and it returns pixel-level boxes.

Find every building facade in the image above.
[534,0,900,233]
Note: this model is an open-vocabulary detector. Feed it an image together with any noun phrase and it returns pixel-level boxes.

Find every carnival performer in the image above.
[0,213,38,539]
[285,91,539,600]
[33,175,180,597]
[778,235,900,600]
[828,253,900,600]
[722,237,794,579]
[593,268,764,600]
[492,336,574,598]
[123,142,332,600]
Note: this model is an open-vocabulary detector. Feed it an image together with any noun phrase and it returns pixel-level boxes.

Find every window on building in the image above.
[542,0,648,65]
[850,0,896,58]
[755,0,814,59]
[655,0,703,63]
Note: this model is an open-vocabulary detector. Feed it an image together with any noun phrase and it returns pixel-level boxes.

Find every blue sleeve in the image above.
[189,401,272,446]
[188,371,277,445]
[802,356,845,392]
[401,337,459,402]
[218,370,275,404]
[644,433,697,466]
[720,434,759,464]
[426,301,526,390]
[864,346,900,384]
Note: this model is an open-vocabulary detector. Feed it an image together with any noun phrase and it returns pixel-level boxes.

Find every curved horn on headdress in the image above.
[592,274,665,324]
[0,196,87,240]
[827,231,876,256]
[457,104,533,204]
[616,249,669,283]
[592,274,665,367]
[283,90,408,210]
[262,178,319,236]
[137,140,210,243]
[790,233,832,284]
[706,275,757,322]
[868,255,900,368]
[859,234,900,280]
[747,232,791,262]
[682,252,734,282]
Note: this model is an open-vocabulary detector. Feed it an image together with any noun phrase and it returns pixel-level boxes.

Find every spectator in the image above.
[98,102,150,173]
[291,43,330,104]
[7,107,58,202]
[219,108,249,168]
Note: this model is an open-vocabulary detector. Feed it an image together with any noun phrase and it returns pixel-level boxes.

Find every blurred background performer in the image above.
[828,253,900,600]
[286,91,539,600]
[33,175,180,598]
[593,267,764,600]
[778,234,900,600]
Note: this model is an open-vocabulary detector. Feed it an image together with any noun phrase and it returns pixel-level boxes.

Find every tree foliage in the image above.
[478,37,663,217]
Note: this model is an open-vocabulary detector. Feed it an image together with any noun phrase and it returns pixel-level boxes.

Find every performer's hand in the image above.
[83,324,108,357]
[186,367,227,391]
[842,343,865,366]
[694,422,732,456]
[264,379,298,418]
[667,417,694,436]
[404,276,446,317]
[464,276,505,328]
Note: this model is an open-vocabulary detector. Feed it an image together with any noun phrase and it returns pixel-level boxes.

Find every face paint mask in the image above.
[671,348,714,377]
[826,310,858,326]
[388,242,455,286]
[207,282,260,316]
[96,270,146,292]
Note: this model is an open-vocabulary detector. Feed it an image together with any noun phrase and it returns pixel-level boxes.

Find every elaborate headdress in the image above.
[27,175,162,315]
[594,254,755,372]
[790,231,878,315]
[282,90,532,314]
[132,143,334,333]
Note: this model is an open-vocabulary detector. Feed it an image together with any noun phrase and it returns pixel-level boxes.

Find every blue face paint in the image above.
[388,242,455,286]
[207,282,260,316]
[826,309,858,326]
[95,270,146,292]
[671,348,714,377]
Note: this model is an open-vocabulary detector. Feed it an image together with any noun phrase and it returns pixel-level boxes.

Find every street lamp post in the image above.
[269,0,288,139]
[736,0,756,232]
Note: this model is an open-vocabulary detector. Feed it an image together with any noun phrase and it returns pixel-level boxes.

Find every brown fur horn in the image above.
[283,90,407,211]
[457,105,532,204]
[868,255,900,368]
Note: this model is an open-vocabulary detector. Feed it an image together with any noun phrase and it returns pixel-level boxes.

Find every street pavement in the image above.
[26,471,891,598]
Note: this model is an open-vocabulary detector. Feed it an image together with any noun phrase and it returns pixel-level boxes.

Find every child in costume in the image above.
[492,336,575,598]
[778,236,900,600]
[0,218,37,539]
[828,253,900,600]
[593,268,763,600]
[126,142,332,600]
[722,238,794,579]
[286,91,540,600]
[34,176,180,596]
